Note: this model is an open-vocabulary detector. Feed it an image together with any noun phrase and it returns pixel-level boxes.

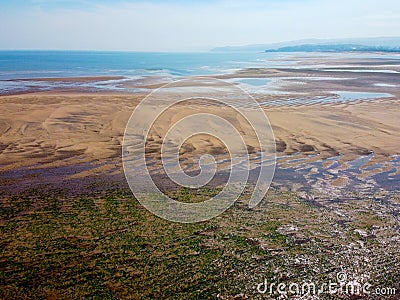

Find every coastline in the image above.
[1,53,399,299]
[0,54,399,197]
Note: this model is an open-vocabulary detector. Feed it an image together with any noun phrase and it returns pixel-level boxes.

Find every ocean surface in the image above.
[0,51,295,80]
[0,50,398,95]
[0,51,292,94]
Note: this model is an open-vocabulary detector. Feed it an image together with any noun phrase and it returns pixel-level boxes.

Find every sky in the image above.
[0,0,399,51]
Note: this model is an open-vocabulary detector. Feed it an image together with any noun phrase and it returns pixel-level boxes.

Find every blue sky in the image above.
[0,0,399,51]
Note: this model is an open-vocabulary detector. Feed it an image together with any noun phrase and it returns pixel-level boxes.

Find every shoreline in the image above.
[0,54,399,198]
[1,53,399,299]
[1,53,399,198]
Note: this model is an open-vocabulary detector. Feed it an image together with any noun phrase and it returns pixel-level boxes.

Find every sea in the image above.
[0,51,295,79]
[0,51,288,94]
[1,50,398,95]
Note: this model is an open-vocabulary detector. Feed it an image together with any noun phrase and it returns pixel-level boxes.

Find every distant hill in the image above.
[265,44,400,53]
[211,37,400,52]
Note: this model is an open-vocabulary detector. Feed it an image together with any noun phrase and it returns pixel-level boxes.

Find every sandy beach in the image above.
[0,56,399,196]
[0,92,398,167]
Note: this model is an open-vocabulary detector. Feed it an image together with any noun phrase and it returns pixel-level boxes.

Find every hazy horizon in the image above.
[1,36,400,53]
[1,0,400,52]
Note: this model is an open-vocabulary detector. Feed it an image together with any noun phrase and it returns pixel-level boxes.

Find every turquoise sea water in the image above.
[0,50,398,95]
[0,50,295,94]
[0,51,290,80]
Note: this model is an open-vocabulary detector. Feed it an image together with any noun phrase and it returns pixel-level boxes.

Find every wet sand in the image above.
[0,55,399,197]
[0,95,398,196]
